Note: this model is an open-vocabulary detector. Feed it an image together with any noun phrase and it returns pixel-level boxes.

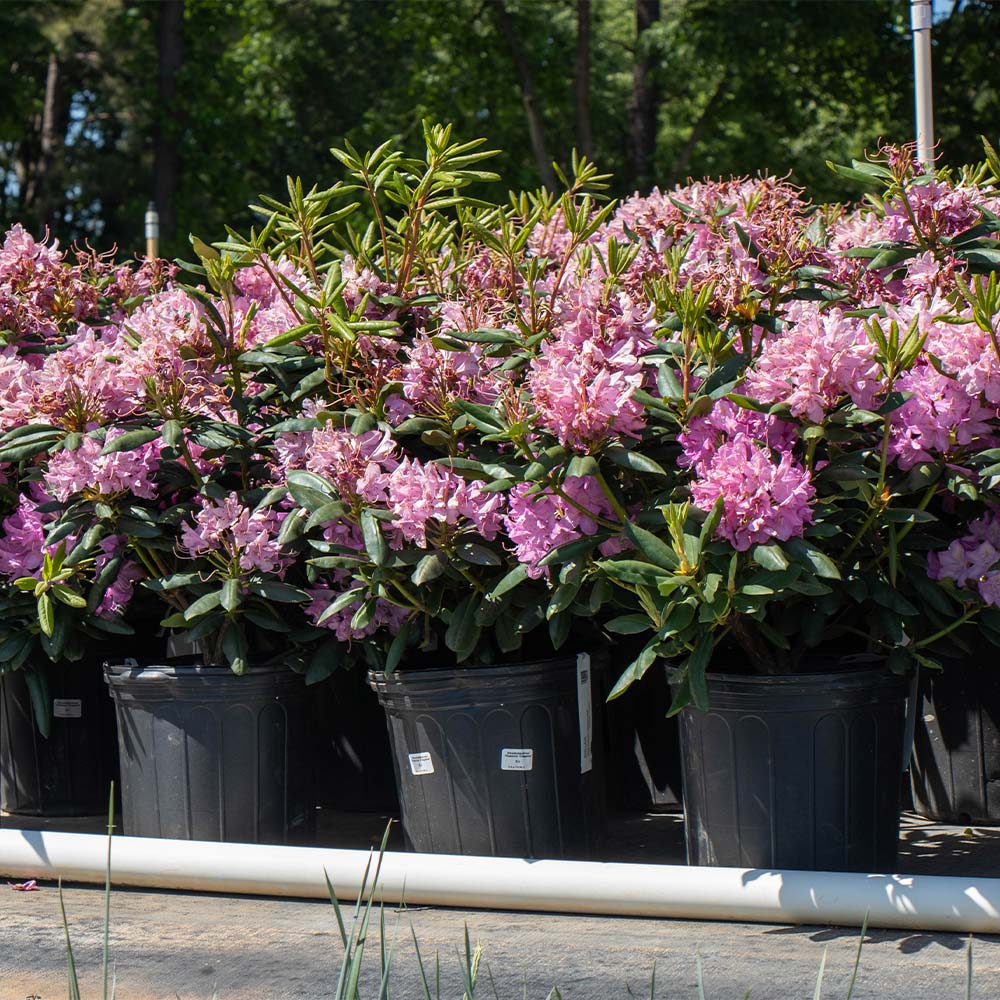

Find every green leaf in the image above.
[752,544,789,571]
[624,522,679,570]
[871,580,919,616]
[385,621,414,675]
[315,587,365,625]
[100,427,160,454]
[412,552,447,585]
[221,624,249,675]
[247,581,310,603]
[597,558,671,588]
[50,585,86,609]
[444,595,480,659]
[455,541,501,566]
[361,510,389,567]
[546,580,581,619]
[659,602,696,637]
[565,454,600,479]
[606,614,651,635]
[183,590,223,620]
[786,538,841,579]
[221,578,242,612]
[537,533,605,568]
[604,445,670,477]
[607,641,659,700]
[37,592,54,637]
[24,668,51,738]
[687,633,714,711]
[485,565,528,600]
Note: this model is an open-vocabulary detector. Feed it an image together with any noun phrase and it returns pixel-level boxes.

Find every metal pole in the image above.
[144,201,160,259]
[911,0,935,167]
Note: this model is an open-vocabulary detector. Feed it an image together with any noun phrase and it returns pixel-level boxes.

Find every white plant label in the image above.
[577,652,593,774]
[500,748,534,771]
[408,752,434,776]
[52,699,82,719]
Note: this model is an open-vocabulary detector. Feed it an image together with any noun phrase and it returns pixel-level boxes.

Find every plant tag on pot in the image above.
[52,699,82,719]
[500,748,533,771]
[408,752,434,776]
[577,653,593,774]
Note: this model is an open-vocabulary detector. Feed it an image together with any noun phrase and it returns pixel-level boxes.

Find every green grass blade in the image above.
[58,879,81,1000]
[813,945,828,1000]
[695,951,706,1000]
[649,959,656,1000]
[845,911,870,1000]
[324,868,350,948]
[410,923,434,1000]
[461,923,477,999]
[486,961,500,1000]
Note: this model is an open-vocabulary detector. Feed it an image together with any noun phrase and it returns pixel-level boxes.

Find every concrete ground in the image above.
[2,810,999,999]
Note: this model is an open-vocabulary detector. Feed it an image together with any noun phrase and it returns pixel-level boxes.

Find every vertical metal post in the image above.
[144,201,160,259]
[911,0,935,167]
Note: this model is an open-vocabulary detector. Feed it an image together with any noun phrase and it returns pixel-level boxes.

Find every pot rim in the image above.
[103,662,290,678]
[368,654,581,686]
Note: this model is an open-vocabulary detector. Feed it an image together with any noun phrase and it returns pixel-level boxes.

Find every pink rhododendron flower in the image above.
[180,496,289,575]
[45,433,160,502]
[503,475,612,577]
[679,399,797,473]
[93,536,144,618]
[386,459,504,547]
[527,284,653,452]
[929,517,1000,607]
[889,363,995,469]
[689,437,815,551]
[0,499,47,578]
[277,426,398,505]
[305,584,409,642]
[744,304,882,422]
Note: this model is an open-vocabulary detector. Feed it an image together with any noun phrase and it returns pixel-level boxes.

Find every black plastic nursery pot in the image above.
[104,663,313,843]
[674,662,908,872]
[910,664,1000,824]
[0,664,118,817]
[369,655,604,858]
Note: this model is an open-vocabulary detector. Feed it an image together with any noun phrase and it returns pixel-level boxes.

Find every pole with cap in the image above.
[144,201,160,260]
[911,0,935,167]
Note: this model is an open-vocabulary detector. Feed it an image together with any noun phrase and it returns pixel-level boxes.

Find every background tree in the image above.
[1,0,997,258]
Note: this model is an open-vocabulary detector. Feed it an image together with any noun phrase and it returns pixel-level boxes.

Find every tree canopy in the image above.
[2,0,997,258]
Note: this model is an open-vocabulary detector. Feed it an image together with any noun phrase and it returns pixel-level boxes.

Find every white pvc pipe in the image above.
[911,0,935,166]
[2,829,999,933]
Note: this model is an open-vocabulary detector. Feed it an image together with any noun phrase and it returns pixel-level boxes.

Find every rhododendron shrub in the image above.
[593,143,1000,712]
[3,127,1000,703]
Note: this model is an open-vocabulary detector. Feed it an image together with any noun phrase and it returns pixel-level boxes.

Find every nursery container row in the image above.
[3,646,996,872]
[2,126,1000,873]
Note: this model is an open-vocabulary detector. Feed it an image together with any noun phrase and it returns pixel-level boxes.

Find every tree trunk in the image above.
[668,68,729,185]
[22,51,65,233]
[494,0,557,190]
[626,0,660,192]
[575,0,593,160]
[154,0,185,247]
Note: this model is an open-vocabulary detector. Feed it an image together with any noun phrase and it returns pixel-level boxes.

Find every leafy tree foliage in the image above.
[1,0,997,257]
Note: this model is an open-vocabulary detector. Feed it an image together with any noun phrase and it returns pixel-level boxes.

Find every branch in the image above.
[494,0,558,189]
